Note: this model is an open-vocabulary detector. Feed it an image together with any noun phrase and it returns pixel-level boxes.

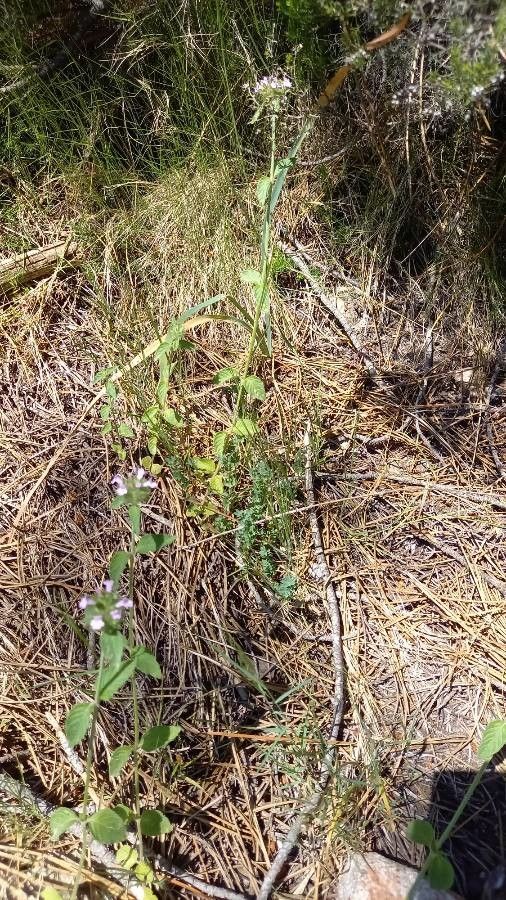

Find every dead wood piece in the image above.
[0,240,80,291]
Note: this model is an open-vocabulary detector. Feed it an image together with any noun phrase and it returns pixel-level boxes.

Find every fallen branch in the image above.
[0,240,80,291]
[257,422,345,900]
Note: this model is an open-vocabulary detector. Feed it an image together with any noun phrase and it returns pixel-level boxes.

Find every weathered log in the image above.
[0,240,81,290]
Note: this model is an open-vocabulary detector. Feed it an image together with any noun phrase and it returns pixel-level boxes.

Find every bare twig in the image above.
[316,470,506,512]
[257,422,344,900]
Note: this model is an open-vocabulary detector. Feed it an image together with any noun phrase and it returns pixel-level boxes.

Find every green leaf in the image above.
[406,819,435,847]
[109,744,135,778]
[208,473,224,495]
[163,407,185,427]
[242,375,266,401]
[139,809,172,837]
[100,404,111,421]
[88,808,127,844]
[94,367,116,383]
[65,702,93,747]
[141,724,181,752]
[233,418,257,438]
[113,803,134,823]
[101,632,126,670]
[42,889,64,900]
[108,550,129,585]
[99,658,136,702]
[49,807,78,840]
[141,405,159,428]
[192,457,216,474]
[101,421,112,436]
[128,504,141,537]
[478,719,506,760]
[214,367,239,385]
[134,860,155,884]
[213,430,228,459]
[427,853,455,891]
[118,423,135,438]
[240,268,262,286]
[147,433,158,457]
[106,381,117,400]
[134,648,162,678]
[135,533,174,554]
[116,843,138,870]
[256,175,271,207]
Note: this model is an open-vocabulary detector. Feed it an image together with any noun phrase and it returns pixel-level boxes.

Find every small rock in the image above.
[333,852,462,900]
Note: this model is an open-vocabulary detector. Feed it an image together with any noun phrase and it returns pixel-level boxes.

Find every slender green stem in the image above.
[70,651,105,900]
[128,529,143,861]
[408,761,488,898]
[235,110,277,415]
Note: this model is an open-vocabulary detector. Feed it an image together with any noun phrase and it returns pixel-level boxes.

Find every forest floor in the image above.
[1,4,506,899]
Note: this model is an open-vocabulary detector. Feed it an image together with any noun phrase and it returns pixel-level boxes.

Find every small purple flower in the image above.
[90,615,105,632]
[111,474,128,496]
[133,466,157,490]
[78,596,93,610]
[110,608,123,621]
[102,579,114,594]
[116,597,133,609]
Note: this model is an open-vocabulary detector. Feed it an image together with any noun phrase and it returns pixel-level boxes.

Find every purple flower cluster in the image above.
[111,466,156,498]
[78,579,133,632]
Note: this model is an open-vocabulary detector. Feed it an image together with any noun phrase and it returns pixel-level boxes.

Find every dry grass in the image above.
[1,115,506,900]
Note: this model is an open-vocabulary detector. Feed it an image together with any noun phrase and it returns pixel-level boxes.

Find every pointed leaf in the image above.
[242,375,266,401]
[65,702,93,747]
[88,808,127,844]
[208,473,224,495]
[427,853,455,891]
[134,648,162,678]
[109,744,135,778]
[135,533,174,554]
[49,807,78,840]
[233,418,257,438]
[141,724,181,752]
[214,367,239,385]
[139,809,172,837]
[163,408,185,427]
[478,720,506,761]
[99,658,136,702]
[213,430,228,459]
[406,819,435,847]
[109,550,130,585]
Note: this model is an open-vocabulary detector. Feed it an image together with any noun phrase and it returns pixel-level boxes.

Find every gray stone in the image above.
[333,852,462,900]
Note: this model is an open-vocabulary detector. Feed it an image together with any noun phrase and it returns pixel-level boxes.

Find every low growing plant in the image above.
[49,467,178,896]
